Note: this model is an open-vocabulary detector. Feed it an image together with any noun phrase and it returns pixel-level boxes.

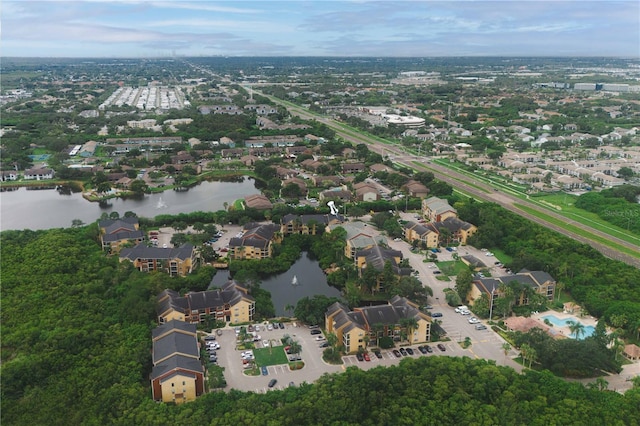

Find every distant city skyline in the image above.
[2,1,639,58]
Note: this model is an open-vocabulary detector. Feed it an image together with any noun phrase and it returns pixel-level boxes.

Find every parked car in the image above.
[289,381,295,388]
[356,353,364,361]
[373,350,383,359]
[261,366,268,376]
[392,349,402,358]
[418,346,428,354]
[310,329,322,335]
[268,379,277,388]
[267,324,273,331]
[406,348,414,356]
[399,348,408,356]
[475,324,488,330]
[263,340,270,347]
[363,353,371,361]
[433,270,441,274]
[315,335,326,341]
[204,335,216,341]
[319,342,329,348]
[425,345,433,353]
[431,312,443,318]
[468,317,481,324]
[278,322,285,329]
[437,344,446,352]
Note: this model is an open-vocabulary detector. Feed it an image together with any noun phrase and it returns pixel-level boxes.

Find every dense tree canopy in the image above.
[2,221,640,425]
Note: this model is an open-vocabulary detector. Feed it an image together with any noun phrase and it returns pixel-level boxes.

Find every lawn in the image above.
[437,260,469,277]
[253,346,289,367]
[232,199,244,210]
[489,249,513,265]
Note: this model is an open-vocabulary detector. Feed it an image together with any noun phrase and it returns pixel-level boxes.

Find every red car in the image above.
[363,353,371,362]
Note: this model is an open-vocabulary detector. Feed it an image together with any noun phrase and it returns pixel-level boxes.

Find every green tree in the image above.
[455,268,473,302]
[567,320,586,340]
[129,179,148,194]
[502,343,511,361]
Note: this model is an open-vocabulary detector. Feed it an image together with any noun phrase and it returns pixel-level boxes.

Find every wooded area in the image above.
[2,203,640,424]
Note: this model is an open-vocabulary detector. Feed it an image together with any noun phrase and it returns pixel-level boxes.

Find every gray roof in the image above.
[404,221,434,236]
[356,245,402,272]
[102,229,145,243]
[152,330,199,365]
[432,217,474,233]
[461,255,486,268]
[120,243,194,261]
[152,320,197,340]
[474,270,555,295]
[99,218,144,243]
[157,289,189,317]
[282,214,331,226]
[150,354,204,380]
[424,197,456,215]
[156,281,254,317]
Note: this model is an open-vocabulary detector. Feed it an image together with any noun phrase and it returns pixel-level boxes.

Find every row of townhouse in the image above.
[119,243,196,277]
[157,280,255,325]
[150,320,204,404]
[463,145,639,190]
[403,197,477,247]
[228,222,281,260]
[150,280,256,404]
[1,167,55,181]
[325,296,432,354]
[98,218,145,251]
[468,269,556,314]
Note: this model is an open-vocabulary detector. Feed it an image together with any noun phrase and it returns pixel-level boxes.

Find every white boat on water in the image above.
[291,275,299,286]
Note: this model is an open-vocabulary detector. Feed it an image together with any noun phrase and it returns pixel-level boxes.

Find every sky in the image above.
[2,1,639,58]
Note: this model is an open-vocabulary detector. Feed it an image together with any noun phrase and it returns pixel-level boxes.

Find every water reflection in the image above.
[210,252,343,317]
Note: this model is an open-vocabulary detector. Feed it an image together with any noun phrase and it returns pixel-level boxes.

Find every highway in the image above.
[256,90,640,268]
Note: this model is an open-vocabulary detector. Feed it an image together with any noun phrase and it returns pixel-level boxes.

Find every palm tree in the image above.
[612,336,625,361]
[400,317,419,344]
[502,343,511,361]
[567,320,586,340]
[289,340,302,355]
[371,323,385,346]
[326,332,338,348]
[520,343,536,368]
[285,304,295,318]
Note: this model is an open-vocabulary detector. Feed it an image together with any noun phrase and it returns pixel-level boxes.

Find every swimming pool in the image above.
[540,314,595,340]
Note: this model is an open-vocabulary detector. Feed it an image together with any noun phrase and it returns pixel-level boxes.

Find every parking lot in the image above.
[215,322,344,393]
[212,319,483,393]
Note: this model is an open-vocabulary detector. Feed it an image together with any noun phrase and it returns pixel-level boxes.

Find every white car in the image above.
[315,335,326,341]
[267,324,273,331]
[468,317,480,324]
[460,310,471,316]
[263,340,270,347]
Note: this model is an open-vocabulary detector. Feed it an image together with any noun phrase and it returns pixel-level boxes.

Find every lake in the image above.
[0,178,261,231]
[210,252,343,317]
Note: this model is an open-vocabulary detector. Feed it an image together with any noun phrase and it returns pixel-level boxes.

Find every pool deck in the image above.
[531,311,598,339]
[529,311,639,393]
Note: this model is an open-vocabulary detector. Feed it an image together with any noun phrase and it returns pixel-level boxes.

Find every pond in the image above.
[0,177,261,231]
[210,252,343,317]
